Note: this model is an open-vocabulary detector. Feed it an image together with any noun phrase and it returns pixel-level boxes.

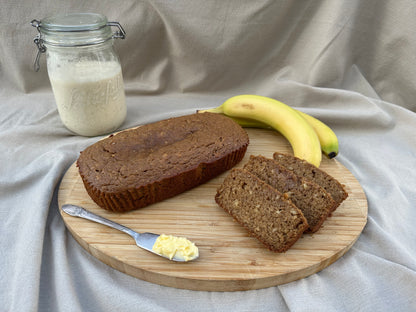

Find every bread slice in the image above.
[273,152,348,210]
[215,168,309,253]
[243,155,335,232]
[77,113,249,212]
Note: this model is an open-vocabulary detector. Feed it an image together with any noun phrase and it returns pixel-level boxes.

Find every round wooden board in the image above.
[58,128,368,291]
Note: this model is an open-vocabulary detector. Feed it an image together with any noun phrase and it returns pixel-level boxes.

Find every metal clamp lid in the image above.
[30,17,126,72]
[31,19,46,72]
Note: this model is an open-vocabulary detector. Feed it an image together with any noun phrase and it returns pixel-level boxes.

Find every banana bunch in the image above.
[198,95,339,168]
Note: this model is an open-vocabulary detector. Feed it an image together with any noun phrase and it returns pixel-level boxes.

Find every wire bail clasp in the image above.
[107,22,126,39]
[31,19,46,72]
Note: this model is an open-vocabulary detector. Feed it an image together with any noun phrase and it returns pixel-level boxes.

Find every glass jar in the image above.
[31,13,127,136]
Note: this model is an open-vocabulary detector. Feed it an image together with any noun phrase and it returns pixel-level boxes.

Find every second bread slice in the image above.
[215,168,309,253]
[273,152,348,210]
[243,155,335,233]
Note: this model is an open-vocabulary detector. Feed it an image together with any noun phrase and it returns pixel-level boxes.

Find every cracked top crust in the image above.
[77,113,249,193]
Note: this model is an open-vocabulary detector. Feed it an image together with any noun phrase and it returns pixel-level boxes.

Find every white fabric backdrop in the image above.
[1,1,415,311]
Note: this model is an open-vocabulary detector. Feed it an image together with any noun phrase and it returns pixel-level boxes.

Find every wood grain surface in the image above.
[58,128,368,291]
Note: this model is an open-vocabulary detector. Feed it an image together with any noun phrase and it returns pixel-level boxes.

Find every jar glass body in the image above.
[33,13,127,136]
[45,40,126,136]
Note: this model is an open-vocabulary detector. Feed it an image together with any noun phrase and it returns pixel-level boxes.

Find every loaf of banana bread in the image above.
[215,168,309,252]
[243,155,335,232]
[273,152,348,210]
[77,113,249,212]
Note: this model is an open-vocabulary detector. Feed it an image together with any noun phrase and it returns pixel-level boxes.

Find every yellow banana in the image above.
[296,111,339,159]
[199,97,339,160]
[209,111,338,159]
[200,94,322,167]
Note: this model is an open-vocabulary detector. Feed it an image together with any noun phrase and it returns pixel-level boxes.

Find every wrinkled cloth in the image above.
[1,1,415,311]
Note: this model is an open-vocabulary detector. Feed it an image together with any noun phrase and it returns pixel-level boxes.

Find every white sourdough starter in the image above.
[48,61,126,136]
